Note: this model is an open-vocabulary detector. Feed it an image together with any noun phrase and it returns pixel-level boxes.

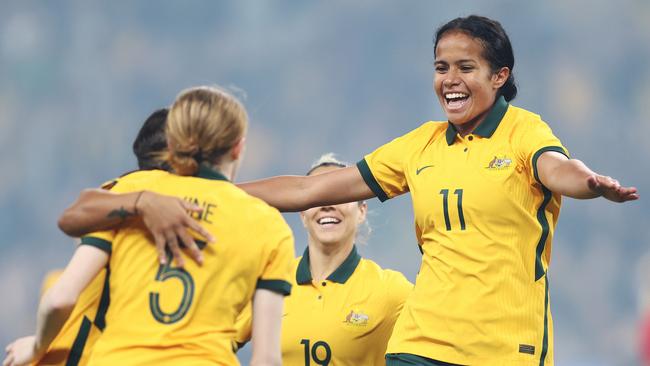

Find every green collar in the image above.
[445,95,509,145]
[296,245,361,285]
[196,163,230,182]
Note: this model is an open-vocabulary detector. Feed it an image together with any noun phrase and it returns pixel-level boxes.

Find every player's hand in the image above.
[587,175,639,203]
[135,191,215,267]
[3,336,39,366]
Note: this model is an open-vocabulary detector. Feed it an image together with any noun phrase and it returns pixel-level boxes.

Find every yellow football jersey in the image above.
[235,246,412,366]
[34,270,107,366]
[357,96,568,365]
[34,170,164,366]
[81,167,294,366]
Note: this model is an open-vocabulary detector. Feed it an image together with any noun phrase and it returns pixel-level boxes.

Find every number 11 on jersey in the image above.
[440,188,466,231]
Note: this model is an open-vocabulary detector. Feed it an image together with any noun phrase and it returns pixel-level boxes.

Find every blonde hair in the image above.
[306,152,348,175]
[306,153,372,245]
[165,86,248,176]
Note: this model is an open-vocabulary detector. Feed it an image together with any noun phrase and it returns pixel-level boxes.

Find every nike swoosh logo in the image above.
[416,165,435,175]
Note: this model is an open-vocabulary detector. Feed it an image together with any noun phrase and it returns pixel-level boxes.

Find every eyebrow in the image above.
[434,58,477,65]
[456,59,477,64]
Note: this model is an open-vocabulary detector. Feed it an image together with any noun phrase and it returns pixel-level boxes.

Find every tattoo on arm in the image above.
[107,206,136,221]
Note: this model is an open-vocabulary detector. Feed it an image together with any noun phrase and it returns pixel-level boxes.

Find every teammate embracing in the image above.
[4,87,294,366]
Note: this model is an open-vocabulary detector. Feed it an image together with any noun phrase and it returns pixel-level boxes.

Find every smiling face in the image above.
[300,165,367,248]
[434,31,509,130]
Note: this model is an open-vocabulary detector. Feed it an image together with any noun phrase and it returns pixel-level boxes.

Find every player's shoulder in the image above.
[106,169,170,188]
[229,186,279,213]
[505,104,548,130]
[228,187,289,227]
[355,259,412,305]
[402,121,448,141]
[422,120,450,131]
[358,258,410,285]
[120,168,168,180]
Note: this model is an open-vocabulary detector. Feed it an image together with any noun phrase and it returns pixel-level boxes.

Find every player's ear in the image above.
[492,67,510,90]
[299,211,308,228]
[229,137,246,160]
[357,201,368,225]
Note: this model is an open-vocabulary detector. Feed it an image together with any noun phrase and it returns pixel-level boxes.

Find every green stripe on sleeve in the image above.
[531,146,566,281]
[534,187,552,281]
[93,266,111,330]
[356,159,389,202]
[532,146,569,185]
[256,279,292,296]
[80,237,112,254]
[65,316,92,366]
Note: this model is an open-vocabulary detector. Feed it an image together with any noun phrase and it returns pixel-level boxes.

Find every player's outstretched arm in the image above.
[58,189,212,267]
[238,166,375,212]
[3,246,108,366]
[58,188,142,237]
[58,166,372,267]
[536,151,639,202]
[249,289,284,366]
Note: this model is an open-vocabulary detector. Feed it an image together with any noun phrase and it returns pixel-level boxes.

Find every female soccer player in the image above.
[4,86,294,366]
[24,108,173,366]
[235,154,412,365]
[56,15,638,366]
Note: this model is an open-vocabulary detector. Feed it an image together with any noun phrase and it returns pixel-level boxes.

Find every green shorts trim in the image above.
[386,353,464,366]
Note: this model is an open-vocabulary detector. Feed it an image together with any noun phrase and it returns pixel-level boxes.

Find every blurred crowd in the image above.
[1,1,649,364]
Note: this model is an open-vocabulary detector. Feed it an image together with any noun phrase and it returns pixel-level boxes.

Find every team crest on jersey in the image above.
[486,155,512,170]
[343,310,369,326]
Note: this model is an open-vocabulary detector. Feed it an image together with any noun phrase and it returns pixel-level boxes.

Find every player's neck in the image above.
[450,100,493,136]
[307,240,354,282]
[452,114,484,137]
[206,161,235,181]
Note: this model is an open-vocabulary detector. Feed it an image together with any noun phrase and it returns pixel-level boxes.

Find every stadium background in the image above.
[1,1,649,365]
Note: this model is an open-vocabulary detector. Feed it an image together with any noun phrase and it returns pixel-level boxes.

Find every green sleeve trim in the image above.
[532,146,569,186]
[256,279,292,296]
[80,237,112,255]
[356,159,389,202]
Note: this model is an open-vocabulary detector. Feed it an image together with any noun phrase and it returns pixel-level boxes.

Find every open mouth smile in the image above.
[444,92,470,110]
[317,217,342,226]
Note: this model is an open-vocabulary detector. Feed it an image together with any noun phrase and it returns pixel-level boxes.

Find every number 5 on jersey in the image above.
[149,252,195,324]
